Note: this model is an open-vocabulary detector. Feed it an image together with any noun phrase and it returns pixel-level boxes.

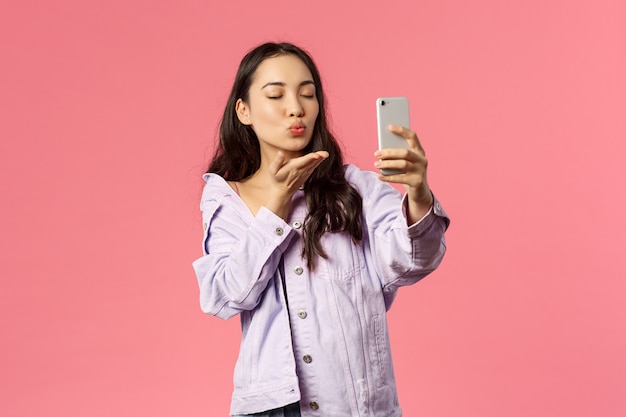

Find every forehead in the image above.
[252,54,314,85]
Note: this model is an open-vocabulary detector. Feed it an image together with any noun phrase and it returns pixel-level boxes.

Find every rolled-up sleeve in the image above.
[192,183,294,319]
[346,165,450,291]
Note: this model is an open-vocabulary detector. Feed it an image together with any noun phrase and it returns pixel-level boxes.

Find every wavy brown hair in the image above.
[207,42,362,269]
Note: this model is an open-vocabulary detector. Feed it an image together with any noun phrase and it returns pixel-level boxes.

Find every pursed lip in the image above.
[289,121,306,135]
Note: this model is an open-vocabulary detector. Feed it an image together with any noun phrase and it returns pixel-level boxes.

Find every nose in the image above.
[288,95,304,117]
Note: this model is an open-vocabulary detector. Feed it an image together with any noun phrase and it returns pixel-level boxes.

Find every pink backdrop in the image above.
[1,0,625,416]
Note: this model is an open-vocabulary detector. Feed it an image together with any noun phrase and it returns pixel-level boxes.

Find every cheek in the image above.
[250,102,280,124]
[268,102,287,119]
[309,102,320,119]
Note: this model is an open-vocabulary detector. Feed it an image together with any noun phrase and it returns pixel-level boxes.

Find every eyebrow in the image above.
[261,80,316,89]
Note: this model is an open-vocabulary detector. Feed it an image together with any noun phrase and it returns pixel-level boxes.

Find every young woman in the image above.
[192,42,449,417]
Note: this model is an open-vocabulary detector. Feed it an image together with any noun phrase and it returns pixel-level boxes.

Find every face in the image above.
[236,54,319,159]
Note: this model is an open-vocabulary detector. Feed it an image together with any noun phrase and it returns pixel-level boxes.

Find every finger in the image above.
[290,151,329,169]
[377,168,427,190]
[305,150,329,161]
[375,148,424,164]
[377,172,406,183]
[299,155,328,178]
[388,125,425,155]
[374,158,414,174]
[273,152,328,186]
[313,150,330,159]
[269,151,286,176]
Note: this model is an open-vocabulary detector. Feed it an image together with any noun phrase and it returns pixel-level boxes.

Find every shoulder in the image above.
[200,173,233,196]
[343,164,379,186]
[199,173,240,211]
[343,164,399,197]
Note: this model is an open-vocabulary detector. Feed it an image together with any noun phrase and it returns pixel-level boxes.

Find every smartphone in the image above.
[376,96,410,175]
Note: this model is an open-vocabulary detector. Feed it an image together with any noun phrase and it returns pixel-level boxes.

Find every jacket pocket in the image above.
[318,230,365,283]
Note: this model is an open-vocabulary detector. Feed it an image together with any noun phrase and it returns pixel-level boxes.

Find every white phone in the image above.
[376,96,410,175]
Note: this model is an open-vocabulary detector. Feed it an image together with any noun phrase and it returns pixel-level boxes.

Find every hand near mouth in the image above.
[265,150,329,219]
[270,150,329,192]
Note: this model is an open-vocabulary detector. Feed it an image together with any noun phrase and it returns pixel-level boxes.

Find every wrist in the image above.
[266,190,293,220]
[408,185,433,207]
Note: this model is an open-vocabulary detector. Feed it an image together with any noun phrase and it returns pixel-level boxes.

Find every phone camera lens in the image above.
[381,100,386,106]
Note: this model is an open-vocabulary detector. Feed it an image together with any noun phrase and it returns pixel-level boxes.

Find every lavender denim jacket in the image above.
[193,164,449,417]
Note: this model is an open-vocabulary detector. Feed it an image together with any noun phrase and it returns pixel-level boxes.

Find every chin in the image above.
[288,136,313,149]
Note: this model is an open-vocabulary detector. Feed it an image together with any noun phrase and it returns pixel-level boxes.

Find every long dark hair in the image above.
[207,42,362,269]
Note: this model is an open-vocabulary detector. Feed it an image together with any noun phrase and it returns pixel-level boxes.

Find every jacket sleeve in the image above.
[347,165,450,292]
[192,190,294,320]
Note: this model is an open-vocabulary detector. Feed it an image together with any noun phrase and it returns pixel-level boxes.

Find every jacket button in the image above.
[293,221,302,229]
[303,355,312,363]
[294,266,303,275]
[297,310,307,319]
[309,401,319,410]
[274,227,284,236]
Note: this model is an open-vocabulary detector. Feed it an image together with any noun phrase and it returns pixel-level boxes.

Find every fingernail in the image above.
[374,150,381,157]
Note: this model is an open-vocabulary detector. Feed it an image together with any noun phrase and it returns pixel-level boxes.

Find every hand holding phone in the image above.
[376,97,410,175]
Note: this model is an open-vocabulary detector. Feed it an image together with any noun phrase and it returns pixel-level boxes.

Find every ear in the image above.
[235,98,252,125]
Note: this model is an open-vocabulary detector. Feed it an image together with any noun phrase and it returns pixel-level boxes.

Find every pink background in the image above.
[1,0,625,416]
